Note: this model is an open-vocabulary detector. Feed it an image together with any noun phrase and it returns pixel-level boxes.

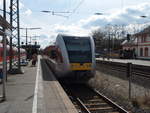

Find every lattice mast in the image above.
[10,0,21,71]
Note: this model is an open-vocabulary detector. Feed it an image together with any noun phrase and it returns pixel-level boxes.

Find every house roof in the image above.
[121,36,137,46]
[134,25,150,36]
[122,26,150,47]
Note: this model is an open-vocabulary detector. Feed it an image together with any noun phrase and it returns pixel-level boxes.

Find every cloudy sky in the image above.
[1,0,150,48]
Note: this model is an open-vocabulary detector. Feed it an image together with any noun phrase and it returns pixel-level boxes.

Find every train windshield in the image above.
[63,36,92,63]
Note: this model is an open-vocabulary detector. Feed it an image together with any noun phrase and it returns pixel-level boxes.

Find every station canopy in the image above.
[0,15,11,36]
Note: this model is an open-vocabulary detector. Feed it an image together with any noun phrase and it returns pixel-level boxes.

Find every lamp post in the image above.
[94,13,103,15]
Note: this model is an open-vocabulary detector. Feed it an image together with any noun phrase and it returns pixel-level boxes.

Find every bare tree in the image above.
[91,25,125,53]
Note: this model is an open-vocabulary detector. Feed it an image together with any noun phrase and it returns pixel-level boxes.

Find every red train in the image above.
[0,43,26,64]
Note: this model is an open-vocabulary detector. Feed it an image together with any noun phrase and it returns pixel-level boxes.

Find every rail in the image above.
[61,83,129,113]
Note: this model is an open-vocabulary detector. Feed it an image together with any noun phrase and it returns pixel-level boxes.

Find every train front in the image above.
[63,36,96,82]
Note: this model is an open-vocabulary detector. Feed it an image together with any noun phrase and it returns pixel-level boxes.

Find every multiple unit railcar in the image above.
[44,34,96,82]
[0,43,26,64]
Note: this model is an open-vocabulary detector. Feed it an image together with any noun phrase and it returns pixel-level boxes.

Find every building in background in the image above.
[122,26,150,59]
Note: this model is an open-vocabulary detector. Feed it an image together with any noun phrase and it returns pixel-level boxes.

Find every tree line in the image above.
[91,25,127,53]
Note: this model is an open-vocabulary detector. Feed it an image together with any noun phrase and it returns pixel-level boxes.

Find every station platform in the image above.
[96,57,150,66]
[0,61,36,113]
[0,56,78,113]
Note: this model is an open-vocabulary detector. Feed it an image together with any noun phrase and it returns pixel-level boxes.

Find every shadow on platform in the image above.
[40,59,57,81]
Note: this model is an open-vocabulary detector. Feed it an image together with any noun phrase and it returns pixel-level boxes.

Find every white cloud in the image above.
[20,2,150,48]
[53,24,89,35]
[0,1,2,6]
[52,3,150,36]
[24,9,32,16]
[19,2,32,16]
[20,2,25,9]
[81,2,150,27]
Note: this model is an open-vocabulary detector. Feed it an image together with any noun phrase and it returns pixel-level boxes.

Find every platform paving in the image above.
[0,63,36,113]
[40,59,78,113]
[0,57,78,113]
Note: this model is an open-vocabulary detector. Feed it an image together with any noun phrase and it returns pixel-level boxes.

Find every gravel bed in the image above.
[88,70,150,113]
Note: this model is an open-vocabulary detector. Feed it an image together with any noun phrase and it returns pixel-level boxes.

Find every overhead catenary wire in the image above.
[67,0,85,18]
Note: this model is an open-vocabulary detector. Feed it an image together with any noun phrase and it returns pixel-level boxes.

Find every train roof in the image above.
[0,43,10,49]
[0,43,25,52]
[13,47,18,51]
[57,34,90,39]
[20,48,26,52]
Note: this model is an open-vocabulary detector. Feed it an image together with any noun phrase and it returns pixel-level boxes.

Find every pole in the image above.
[25,28,28,60]
[30,36,31,44]
[1,0,7,101]
[9,0,13,72]
[108,32,110,60]
[127,63,132,100]
[17,0,21,72]
[26,28,28,46]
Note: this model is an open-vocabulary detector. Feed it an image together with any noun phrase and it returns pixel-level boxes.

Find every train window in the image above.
[63,37,91,51]
[63,36,92,63]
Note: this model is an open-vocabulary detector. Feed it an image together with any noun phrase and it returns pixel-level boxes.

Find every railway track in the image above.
[96,60,150,79]
[61,83,129,113]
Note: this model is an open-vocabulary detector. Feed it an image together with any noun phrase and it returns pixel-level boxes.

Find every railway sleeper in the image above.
[84,102,108,106]
[88,106,117,112]
[86,98,104,102]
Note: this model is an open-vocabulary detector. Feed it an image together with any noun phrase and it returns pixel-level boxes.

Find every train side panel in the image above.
[90,36,96,76]
[55,35,70,76]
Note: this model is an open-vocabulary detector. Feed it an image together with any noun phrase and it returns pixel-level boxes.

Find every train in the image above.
[44,34,96,82]
[0,43,26,65]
